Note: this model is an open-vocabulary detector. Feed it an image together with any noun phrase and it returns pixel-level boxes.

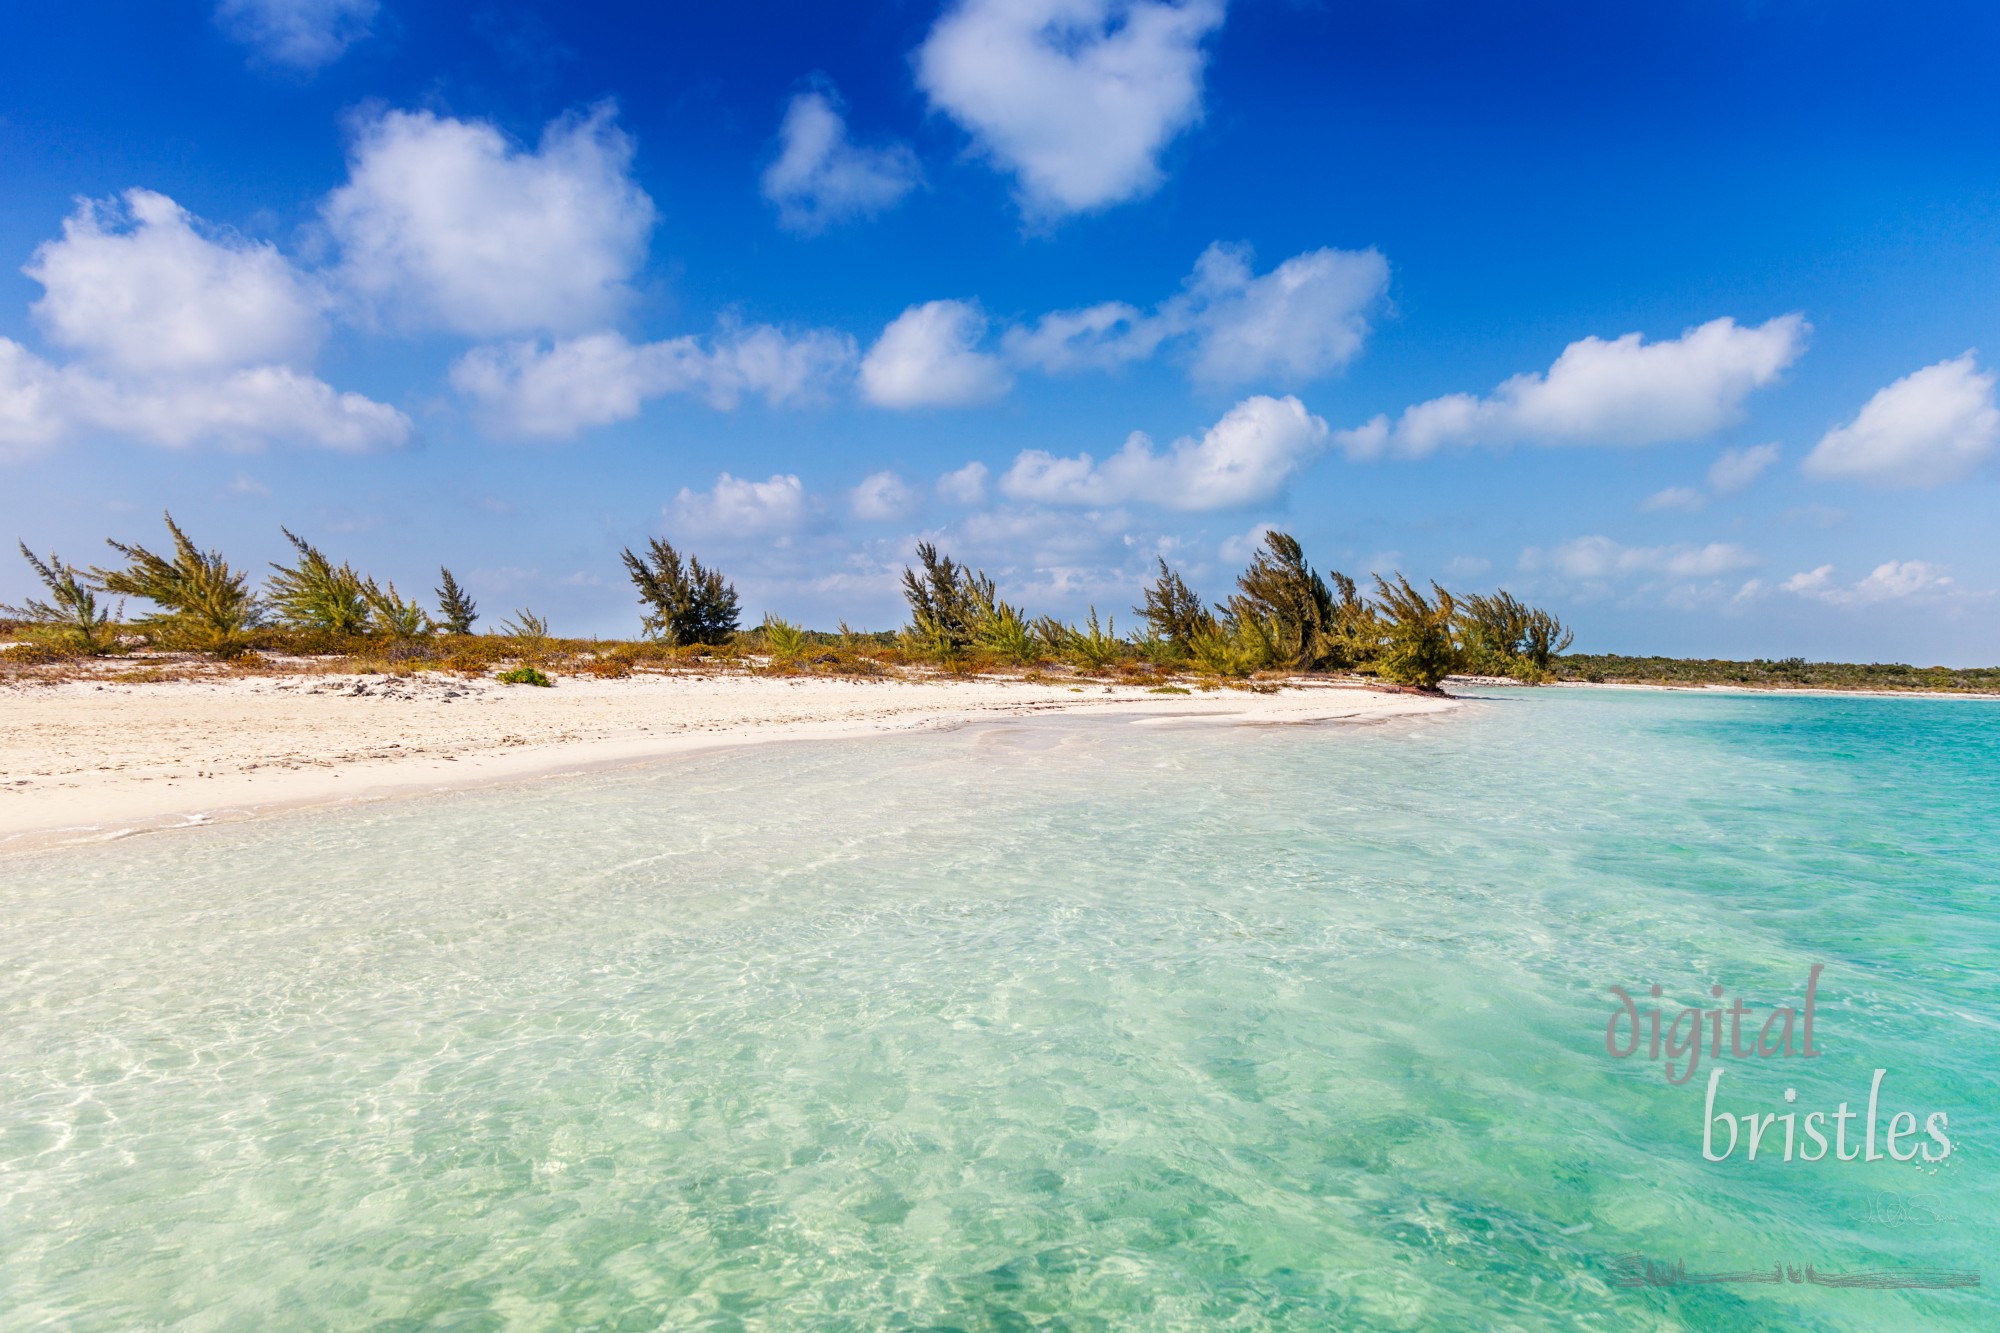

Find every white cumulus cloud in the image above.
[1708,442,1781,494]
[849,471,920,522]
[1001,394,1327,510]
[1638,442,1781,513]
[937,461,990,504]
[3,190,405,460]
[1802,353,1999,488]
[860,300,1013,408]
[762,89,921,232]
[1178,242,1389,387]
[667,473,812,538]
[1520,536,1760,582]
[1004,241,1388,388]
[0,339,409,457]
[1340,315,1808,458]
[916,0,1227,217]
[216,0,378,70]
[75,364,408,451]
[26,189,325,375]
[1783,560,1954,606]
[1639,486,1705,513]
[0,340,74,461]
[1000,301,1165,374]
[450,324,857,438]
[324,104,657,337]
[1216,520,1278,563]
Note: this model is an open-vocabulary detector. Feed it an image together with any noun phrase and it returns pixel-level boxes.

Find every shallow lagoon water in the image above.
[2,687,1995,1330]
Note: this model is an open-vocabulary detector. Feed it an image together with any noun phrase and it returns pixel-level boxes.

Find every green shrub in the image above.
[975,601,1040,665]
[1129,628,1183,668]
[1187,614,1277,678]
[497,666,552,687]
[760,614,807,666]
[1063,608,1125,671]
[362,578,434,639]
[499,609,552,666]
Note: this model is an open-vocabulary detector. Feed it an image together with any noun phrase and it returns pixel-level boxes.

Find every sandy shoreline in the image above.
[0,672,1456,856]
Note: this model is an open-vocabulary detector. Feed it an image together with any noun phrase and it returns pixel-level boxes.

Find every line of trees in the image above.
[2,512,487,659]
[4,515,1571,690]
[898,530,1570,689]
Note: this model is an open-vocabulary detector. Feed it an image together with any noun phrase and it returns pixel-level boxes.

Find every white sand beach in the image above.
[0,672,1456,854]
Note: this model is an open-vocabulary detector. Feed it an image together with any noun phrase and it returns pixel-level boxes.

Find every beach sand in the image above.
[0,671,1456,854]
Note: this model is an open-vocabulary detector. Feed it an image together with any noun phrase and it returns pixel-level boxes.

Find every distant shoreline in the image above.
[1544,679,2000,702]
[0,671,1456,858]
[1546,653,2000,696]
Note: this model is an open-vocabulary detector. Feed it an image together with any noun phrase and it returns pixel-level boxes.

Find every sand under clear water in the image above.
[2,687,1994,1330]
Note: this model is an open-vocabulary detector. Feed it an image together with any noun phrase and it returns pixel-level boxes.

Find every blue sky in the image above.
[4,1,1998,661]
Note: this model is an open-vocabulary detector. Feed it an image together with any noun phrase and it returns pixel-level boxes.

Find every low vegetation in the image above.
[5,516,1990,696]
[1554,655,2000,694]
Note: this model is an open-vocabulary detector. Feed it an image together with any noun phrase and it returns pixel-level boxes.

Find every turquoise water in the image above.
[2,687,1995,1330]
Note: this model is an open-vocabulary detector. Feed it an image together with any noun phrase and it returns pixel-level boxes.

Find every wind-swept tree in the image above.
[1457,589,1574,680]
[621,537,739,645]
[434,566,478,635]
[94,512,262,656]
[897,541,1043,664]
[900,542,988,662]
[1226,531,1337,671]
[1372,574,1461,690]
[1321,569,1382,670]
[266,528,368,635]
[1217,530,1383,671]
[3,543,119,655]
[1134,558,1214,654]
[900,541,985,656]
[1518,604,1574,673]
